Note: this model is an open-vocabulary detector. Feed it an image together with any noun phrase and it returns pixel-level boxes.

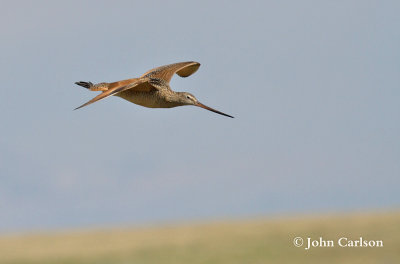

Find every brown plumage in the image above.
[74,61,234,118]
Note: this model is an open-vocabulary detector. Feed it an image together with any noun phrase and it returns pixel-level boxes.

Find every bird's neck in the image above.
[162,91,185,108]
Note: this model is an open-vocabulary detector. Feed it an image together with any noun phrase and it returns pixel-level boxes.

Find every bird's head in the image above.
[178,92,199,105]
[177,92,234,118]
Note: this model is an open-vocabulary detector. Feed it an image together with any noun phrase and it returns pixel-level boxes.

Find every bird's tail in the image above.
[75,81,109,91]
[75,81,94,89]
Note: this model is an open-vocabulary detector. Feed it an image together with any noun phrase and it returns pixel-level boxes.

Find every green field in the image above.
[1,212,399,264]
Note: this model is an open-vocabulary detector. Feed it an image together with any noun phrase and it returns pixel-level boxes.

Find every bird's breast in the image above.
[116,90,178,108]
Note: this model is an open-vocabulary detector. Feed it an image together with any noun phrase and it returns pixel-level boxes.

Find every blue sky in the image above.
[0,0,399,233]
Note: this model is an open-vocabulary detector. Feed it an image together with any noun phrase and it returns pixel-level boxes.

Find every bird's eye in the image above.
[186,95,191,99]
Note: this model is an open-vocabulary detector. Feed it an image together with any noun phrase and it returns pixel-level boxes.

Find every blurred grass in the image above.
[0,211,399,264]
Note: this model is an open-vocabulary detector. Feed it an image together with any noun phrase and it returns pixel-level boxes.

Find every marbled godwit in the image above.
[75,61,234,118]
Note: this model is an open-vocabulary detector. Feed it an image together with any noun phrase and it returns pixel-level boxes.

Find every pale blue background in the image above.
[1,0,399,233]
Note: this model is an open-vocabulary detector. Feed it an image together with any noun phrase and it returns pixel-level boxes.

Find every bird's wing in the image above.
[74,78,155,110]
[140,61,200,84]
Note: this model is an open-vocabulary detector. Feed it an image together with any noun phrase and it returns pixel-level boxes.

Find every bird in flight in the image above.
[74,61,234,118]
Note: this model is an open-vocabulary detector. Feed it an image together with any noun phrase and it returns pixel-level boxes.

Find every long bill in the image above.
[195,102,234,118]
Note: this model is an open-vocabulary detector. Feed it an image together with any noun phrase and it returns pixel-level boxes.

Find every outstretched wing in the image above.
[141,61,200,84]
[74,78,155,110]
